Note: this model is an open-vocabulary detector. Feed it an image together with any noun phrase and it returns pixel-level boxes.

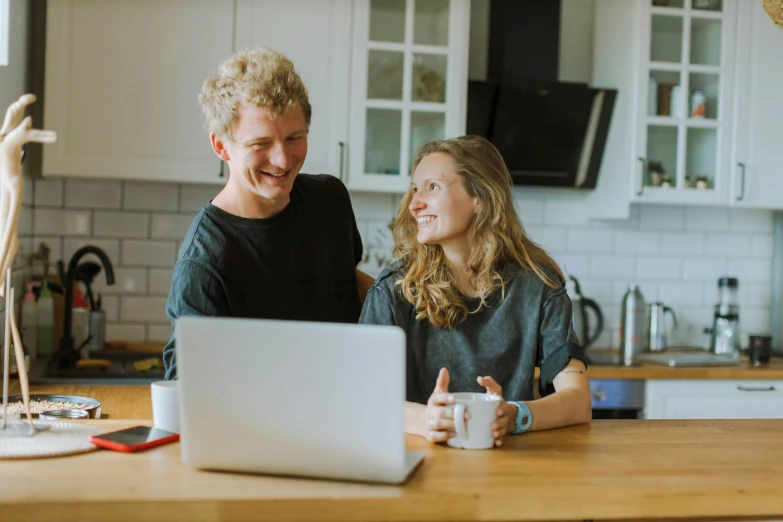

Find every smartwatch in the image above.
[509,401,533,434]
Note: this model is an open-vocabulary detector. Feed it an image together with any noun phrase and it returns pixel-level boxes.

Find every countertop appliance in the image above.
[709,277,741,356]
[466,0,617,189]
[566,275,604,349]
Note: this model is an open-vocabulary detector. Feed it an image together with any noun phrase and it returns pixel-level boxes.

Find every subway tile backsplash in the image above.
[26,178,775,349]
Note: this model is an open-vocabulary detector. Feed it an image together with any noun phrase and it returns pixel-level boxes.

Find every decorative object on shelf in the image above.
[414,67,446,103]
[0,94,57,438]
[690,90,706,118]
[656,83,678,116]
[647,161,665,187]
[693,0,721,10]
[670,85,684,118]
[764,0,783,29]
[660,173,674,188]
[695,174,710,189]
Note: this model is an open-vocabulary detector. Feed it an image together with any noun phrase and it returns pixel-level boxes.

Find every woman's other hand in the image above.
[477,375,517,446]
[423,368,465,443]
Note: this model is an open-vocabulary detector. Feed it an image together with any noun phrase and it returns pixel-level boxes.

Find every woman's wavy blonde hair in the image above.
[198,47,311,140]
[393,135,564,329]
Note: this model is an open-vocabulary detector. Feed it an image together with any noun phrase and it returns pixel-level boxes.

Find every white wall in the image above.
[17,1,774,353]
[28,177,773,352]
[0,0,28,110]
[0,0,32,343]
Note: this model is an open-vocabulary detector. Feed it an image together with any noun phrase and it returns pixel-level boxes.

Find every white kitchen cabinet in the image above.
[234,0,352,181]
[729,1,783,210]
[594,0,739,208]
[43,0,234,184]
[347,0,470,193]
[645,379,783,419]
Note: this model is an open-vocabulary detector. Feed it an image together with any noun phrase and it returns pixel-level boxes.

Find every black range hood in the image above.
[466,0,616,189]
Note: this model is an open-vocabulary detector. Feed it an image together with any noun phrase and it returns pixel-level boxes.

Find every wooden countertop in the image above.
[1,419,782,521]
[584,350,783,380]
[9,384,152,420]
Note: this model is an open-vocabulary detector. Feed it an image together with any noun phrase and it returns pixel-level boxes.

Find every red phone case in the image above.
[89,427,180,453]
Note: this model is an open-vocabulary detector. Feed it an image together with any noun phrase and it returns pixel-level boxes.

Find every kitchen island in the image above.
[0,418,781,522]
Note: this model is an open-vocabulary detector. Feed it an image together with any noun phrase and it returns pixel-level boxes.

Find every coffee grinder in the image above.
[709,277,740,355]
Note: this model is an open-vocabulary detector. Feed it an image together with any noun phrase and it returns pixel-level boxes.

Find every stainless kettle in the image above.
[566,275,604,348]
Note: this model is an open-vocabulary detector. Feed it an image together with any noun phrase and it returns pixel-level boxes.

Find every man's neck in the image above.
[211,181,290,219]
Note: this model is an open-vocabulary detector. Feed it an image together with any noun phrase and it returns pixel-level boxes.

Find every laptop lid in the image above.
[176,316,413,483]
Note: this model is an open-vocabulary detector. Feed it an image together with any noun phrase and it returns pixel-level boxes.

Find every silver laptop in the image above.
[175,316,425,484]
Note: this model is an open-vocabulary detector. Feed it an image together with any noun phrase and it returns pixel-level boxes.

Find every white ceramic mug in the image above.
[151,381,179,434]
[447,392,503,450]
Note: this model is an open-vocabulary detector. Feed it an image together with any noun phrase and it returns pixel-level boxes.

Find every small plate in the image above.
[2,394,102,419]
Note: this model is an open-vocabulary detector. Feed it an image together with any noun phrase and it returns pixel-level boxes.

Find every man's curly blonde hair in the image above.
[199,47,312,140]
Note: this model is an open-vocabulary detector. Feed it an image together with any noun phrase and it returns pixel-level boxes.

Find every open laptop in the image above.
[175,316,425,484]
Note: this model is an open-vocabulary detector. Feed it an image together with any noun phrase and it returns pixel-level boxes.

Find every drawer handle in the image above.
[737,385,776,392]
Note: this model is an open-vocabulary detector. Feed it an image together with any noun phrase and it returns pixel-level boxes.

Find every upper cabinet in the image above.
[595,0,783,212]
[595,0,739,208]
[43,0,234,184]
[730,0,783,209]
[41,0,471,189]
[347,0,470,192]
[234,0,352,181]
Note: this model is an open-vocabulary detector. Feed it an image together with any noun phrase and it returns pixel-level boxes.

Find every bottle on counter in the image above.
[21,282,39,359]
[36,280,55,357]
[72,286,91,360]
[620,285,646,366]
[87,292,106,355]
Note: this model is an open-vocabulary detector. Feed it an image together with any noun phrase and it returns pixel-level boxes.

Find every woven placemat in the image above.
[0,421,104,459]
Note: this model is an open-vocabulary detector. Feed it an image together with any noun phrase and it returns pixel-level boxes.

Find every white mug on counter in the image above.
[151,381,180,433]
[447,392,503,450]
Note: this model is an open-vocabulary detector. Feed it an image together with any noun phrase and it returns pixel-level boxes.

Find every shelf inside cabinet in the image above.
[651,0,684,9]
[650,14,684,63]
[646,126,679,188]
[646,117,719,128]
[685,127,717,190]
[690,17,722,66]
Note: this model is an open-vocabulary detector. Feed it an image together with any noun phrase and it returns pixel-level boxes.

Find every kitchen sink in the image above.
[28,353,164,385]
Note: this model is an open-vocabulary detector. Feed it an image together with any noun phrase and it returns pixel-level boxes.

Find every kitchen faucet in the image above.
[57,245,115,368]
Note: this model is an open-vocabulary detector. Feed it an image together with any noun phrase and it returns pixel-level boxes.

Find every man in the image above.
[163,47,373,379]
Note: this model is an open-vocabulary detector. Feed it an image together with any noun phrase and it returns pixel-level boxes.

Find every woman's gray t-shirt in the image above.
[359,263,586,404]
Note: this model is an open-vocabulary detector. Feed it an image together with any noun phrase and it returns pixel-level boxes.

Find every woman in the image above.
[359,136,591,447]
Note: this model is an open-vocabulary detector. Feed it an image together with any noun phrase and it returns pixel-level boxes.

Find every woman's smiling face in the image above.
[408,152,478,249]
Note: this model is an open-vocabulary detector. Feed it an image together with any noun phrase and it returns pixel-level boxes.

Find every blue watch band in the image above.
[509,401,532,434]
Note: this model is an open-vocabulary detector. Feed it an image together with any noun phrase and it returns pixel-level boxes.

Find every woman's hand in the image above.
[477,375,517,447]
[422,368,468,443]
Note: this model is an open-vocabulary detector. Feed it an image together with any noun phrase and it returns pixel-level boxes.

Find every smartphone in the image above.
[88,425,180,453]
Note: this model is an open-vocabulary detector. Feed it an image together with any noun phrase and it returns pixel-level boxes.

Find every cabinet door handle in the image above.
[338,141,346,182]
[736,162,746,201]
[219,160,225,178]
[637,157,646,196]
[737,385,775,392]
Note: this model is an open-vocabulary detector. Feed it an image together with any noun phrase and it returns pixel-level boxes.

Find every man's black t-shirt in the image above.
[163,174,363,379]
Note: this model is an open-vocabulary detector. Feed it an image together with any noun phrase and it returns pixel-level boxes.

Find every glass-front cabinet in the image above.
[347,0,470,192]
[634,0,736,205]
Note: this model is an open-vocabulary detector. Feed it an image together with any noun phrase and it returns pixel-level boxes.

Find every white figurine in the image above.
[0,94,57,427]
